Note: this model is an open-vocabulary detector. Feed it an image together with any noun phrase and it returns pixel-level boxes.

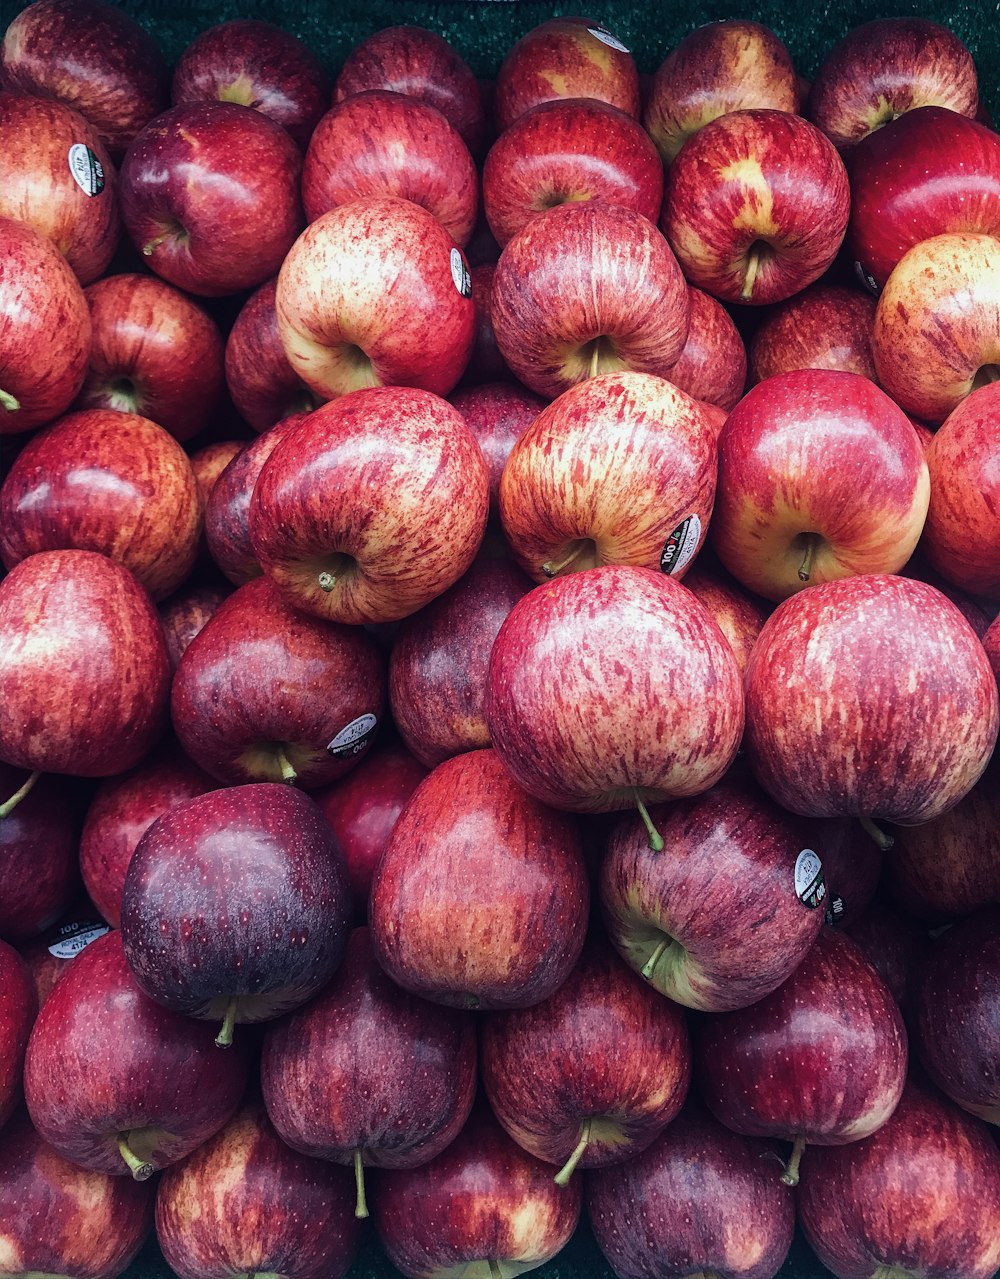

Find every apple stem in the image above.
[318,571,336,593]
[215,997,238,1048]
[797,533,817,583]
[353,1148,369,1219]
[589,341,602,380]
[489,1263,503,1279]
[632,788,664,852]
[0,769,41,818]
[554,1117,592,1187]
[780,1134,806,1187]
[858,814,894,851]
[641,937,670,981]
[117,1133,154,1182]
[741,245,764,302]
[275,746,297,785]
[0,388,20,413]
[141,235,165,257]
[542,542,587,579]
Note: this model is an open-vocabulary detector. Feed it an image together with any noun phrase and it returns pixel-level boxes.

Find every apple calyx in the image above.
[116,1132,155,1182]
[780,1133,806,1187]
[107,377,140,414]
[353,1147,369,1219]
[215,996,239,1048]
[217,73,258,108]
[858,814,894,851]
[633,788,665,852]
[0,769,41,818]
[797,533,819,583]
[870,1268,915,1279]
[554,1116,592,1186]
[0,388,20,413]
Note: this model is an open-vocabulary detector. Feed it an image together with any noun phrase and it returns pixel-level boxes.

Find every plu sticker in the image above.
[853,260,880,296]
[327,713,378,759]
[46,919,110,959]
[450,247,472,298]
[825,895,847,926]
[660,514,702,575]
[794,849,827,909]
[588,25,630,52]
[68,143,105,196]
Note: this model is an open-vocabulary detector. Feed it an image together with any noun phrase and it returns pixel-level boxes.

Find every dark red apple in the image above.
[463,262,509,384]
[0,764,78,942]
[747,283,878,385]
[815,816,884,929]
[665,285,747,410]
[845,898,928,1016]
[189,440,243,511]
[225,279,319,434]
[157,584,228,671]
[0,941,36,1129]
[448,381,546,517]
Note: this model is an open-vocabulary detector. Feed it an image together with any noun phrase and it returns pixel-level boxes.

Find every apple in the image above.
[482,96,662,248]
[303,90,478,247]
[248,386,489,625]
[119,101,303,297]
[498,371,717,584]
[491,202,690,400]
[155,1099,361,1279]
[0,408,202,602]
[75,273,225,443]
[464,262,510,384]
[0,940,36,1129]
[274,198,474,400]
[0,215,91,435]
[0,0,168,155]
[845,898,928,1017]
[0,764,79,942]
[747,283,878,385]
[0,549,171,782]
[665,286,747,410]
[0,1110,153,1279]
[120,783,352,1043]
[743,574,999,837]
[494,16,640,132]
[158,584,228,671]
[643,19,800,164]
[448,381,546,517]
[189,440,243,512]
[807,18,979,151]
[680,559,770,675]
[225,279,319,434]
[370,747,589,1009]
[23,928,250,1179]
[661,108,850,306]
[171,18,330,149]
[814,816,884,929]
[0,91,120,286]
[710,369,929,600]
[20,911,111,1008]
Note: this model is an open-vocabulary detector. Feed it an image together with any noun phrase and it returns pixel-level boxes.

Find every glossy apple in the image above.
[845,898,928,1017]
[370,748,589,1009]
[225,280,319,434]
[815,816,884,929]
[119,101,303,297]
[0,941,36,1129]
[189,440,243,510]
[448,381,545,517]
[747,283,877,385]
[662,108,850,306]
[664,286,747,410]
[680,560,770,675]
[491,202,690,400]
[0,764,78,941]
[158,584,228,671]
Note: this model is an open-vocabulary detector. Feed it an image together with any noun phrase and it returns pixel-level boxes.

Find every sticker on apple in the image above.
[660,514,702,575]
[794,849,827,909]
[853,260,880,296]
[46,919,111,959]
[450,247,472,299]
[588,25,630,52]
[825,895,846,926]
[68,143,106,197]
[327,712,378,759]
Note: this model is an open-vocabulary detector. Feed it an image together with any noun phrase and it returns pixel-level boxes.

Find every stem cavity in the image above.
[542,541,588,579]
[858,814,894,851]
[275,746,297,785]
[641,937,670,981]
[0,769,41,818]
[554,1117,592,1187]
[797,533,818,583]
[632,787,664,852]
[0,389,20,413]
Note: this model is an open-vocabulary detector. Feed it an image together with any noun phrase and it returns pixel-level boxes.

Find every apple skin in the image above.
[847,105,1000,293]
[448,381,546,517]
[697,928,908,1154]
[815,817,884,929]
[0,408,202,602]
[189,440,243,512]
[119,101,303,298]
[370,748,589,1010]
[79,740,218,929]
[743,574,999,826]
[0,215,91,435]
[844,898,928,1017]
[806,17,979,152]
[485,565,744,813]
[747,284,877,385]
[586,1099,795,1279]
[0,549,171,778]
[464,262,510,384]
[158,584,228,671]
[797,1078,1000,1279]
[155,1099,361,1279]
[171,19,330,149]
[680,560,770,675]
[0,1110,153,1279]
[170,576,386,789]
[873,232,1000,423]
[665,286,747,410]
[249,386,489,626]
[19,912,112,1009]
[494,16,640,132]
[914,909,1000,1123]
[0,941,36,1130]
[0,764,79,942]
[643,19,800,165]
[710,368,929,601]
[371,1100,582,1279]
[482,96,662,248]
[389,557,533,768]
[491,201,690,401]
[120,783,352,1030]
[23,928,250,1178]
[225,279,319,434]
[662,108,851,306]
[332,24,485,157]
[75,273,224,443]
[600,777,827,1012]
[275,197,475,401]
[0,0,168,156]
[498,371,717,584]
[480,933,691,1177]
[0,91,120,286]
[303,90,478,247]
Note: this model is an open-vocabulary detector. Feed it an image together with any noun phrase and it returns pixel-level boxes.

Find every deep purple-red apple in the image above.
[225,279,319,434]
[747,284,878,385]
[448,381,545,516]
[0,940,36,1129]
[158,585,228,671]
[0,764,78,942]
[665,286,747,410]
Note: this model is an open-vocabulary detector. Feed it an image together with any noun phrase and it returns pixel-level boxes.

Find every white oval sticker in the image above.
[47,921,110,959]
[588,26,630,53]
[450,247,472,298]
[794,849,827,909]
[327,713,378,759]
[660,514,702,575]
[68,143,105,196]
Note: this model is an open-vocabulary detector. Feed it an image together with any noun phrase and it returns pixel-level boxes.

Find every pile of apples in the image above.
[2,2,1000,1277]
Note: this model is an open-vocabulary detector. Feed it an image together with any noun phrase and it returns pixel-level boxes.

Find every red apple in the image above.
[75,273,225,443]
[189,440,243,511]
[119,101,303,297]
[665,286,747,410]
[0,940,36,1128]
[662,108,850,305]
[448,381,546,517]
[844,898,928,1015]
[681,559,770,675]
[225,279,319,434]
[463,262,509,384]
[815,816,884,930]
[747,283,878,385]
[157,584,228,671]
[20,911,112,1008]
[0,764,79,942]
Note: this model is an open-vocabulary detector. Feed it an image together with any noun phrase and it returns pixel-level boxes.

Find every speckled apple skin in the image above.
[155,1099,361,1279]
[666,285,748,410]
[747,284,877,385]
[681,563,770,676]
[120,784,351,1022]
[448,382,546,516]
[225,279,318,434]
[262,926,476,1169]
[0,942,36,1130]
[23,929,250,1176]
[743,574,999,825]
[0,764,78,941]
